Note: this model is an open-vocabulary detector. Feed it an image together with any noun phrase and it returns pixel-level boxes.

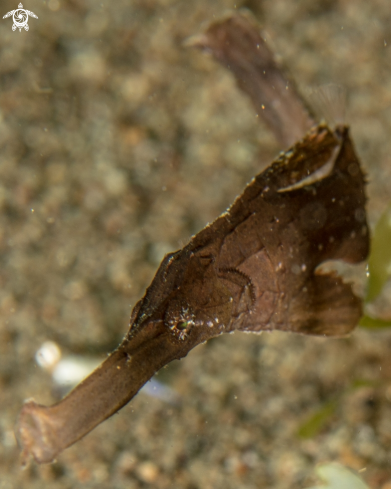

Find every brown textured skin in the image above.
[15,13,369,465]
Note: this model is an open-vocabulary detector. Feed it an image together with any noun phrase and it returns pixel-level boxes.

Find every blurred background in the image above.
[1,0,391,488]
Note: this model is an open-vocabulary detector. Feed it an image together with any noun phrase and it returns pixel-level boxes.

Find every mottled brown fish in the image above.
[15,12,369,465]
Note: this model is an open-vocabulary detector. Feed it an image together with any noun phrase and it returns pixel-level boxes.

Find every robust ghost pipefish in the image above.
[15,12,369,465]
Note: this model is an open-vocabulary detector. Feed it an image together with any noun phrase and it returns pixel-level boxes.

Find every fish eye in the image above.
[164,303,195,340]
[176,321,189,330]
[167,319,194,340]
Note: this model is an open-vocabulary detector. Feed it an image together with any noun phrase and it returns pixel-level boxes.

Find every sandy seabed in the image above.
[1,0,391,488]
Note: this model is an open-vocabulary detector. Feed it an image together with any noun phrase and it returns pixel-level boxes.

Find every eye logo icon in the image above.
[3,3,38,32]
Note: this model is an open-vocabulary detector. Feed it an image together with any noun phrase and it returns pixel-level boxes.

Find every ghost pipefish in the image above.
[15,12,369,465]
